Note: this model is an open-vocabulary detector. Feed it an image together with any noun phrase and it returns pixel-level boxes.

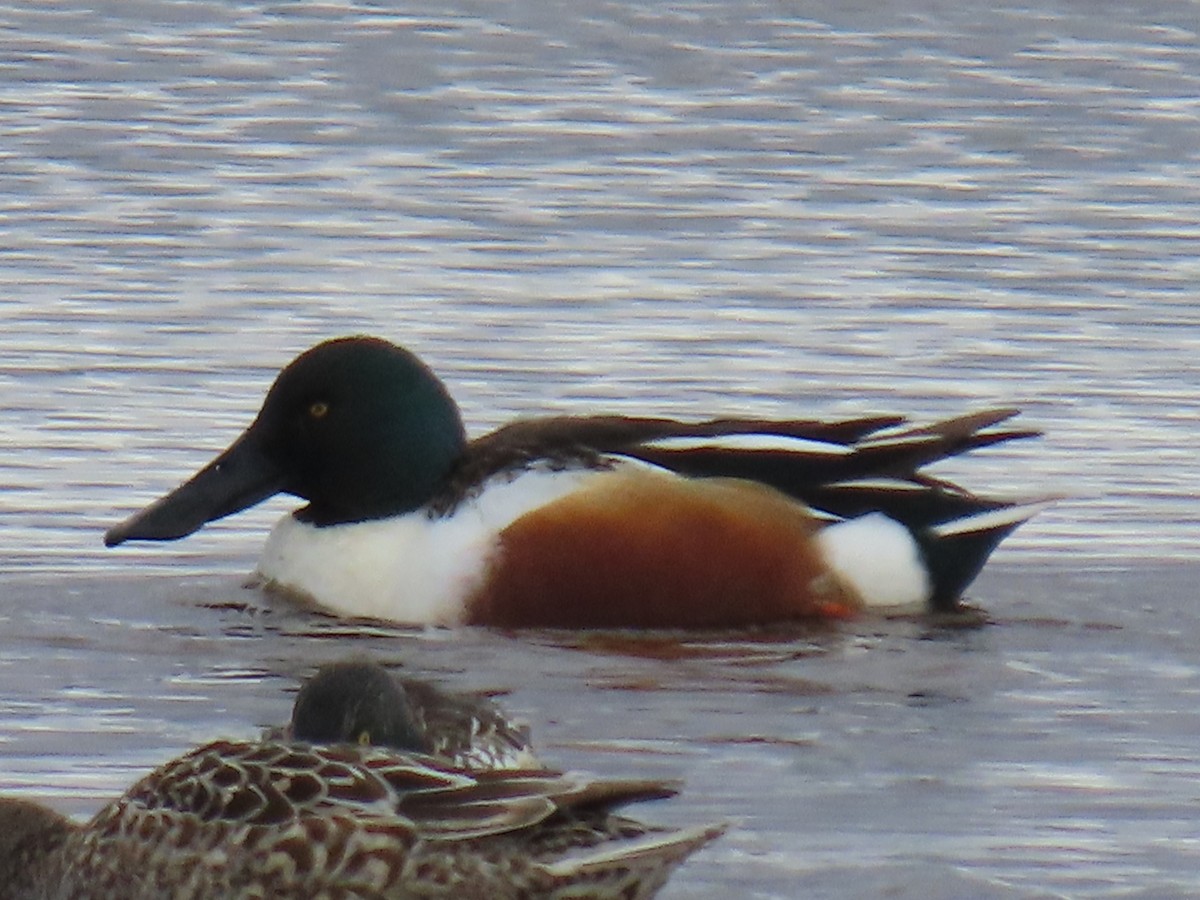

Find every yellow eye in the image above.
[356,730,371,746]
[309,400,330,419]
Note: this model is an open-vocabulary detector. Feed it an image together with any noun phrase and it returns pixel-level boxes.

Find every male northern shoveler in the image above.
[105,335,1048,628]
[283,659,538,770]
[0,739,724,899]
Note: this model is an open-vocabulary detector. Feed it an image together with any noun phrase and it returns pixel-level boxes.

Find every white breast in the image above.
[255,466,608,624]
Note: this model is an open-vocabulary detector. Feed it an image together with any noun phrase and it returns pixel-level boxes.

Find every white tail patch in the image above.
[930,501,1053,538]
[816,513,931,609]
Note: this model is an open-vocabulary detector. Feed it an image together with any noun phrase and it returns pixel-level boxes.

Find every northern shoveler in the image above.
[282,659,538,770]
[105,335,1048,628]
[0,739,724,899]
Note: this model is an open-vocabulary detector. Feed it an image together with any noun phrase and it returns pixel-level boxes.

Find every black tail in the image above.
[915,503,1051,611]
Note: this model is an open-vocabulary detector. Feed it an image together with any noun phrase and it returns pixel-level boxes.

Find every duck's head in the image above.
[105,336,467,545]
[289,660,427,752]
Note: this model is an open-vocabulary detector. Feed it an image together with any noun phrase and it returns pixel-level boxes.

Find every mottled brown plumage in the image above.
[0,740,723,899]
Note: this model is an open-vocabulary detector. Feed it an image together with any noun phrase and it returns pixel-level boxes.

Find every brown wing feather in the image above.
[438,412,910,510]
[438,407,1040,538]
[400,678,536,770]
[113,740,683,844]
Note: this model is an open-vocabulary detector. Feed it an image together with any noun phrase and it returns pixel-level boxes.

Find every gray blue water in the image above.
[1,2,1198,896]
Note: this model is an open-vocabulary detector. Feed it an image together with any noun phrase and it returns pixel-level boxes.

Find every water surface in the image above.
[1,1,1198,896]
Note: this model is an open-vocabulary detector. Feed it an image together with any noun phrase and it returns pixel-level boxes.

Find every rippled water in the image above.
[1,1,1198,896]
